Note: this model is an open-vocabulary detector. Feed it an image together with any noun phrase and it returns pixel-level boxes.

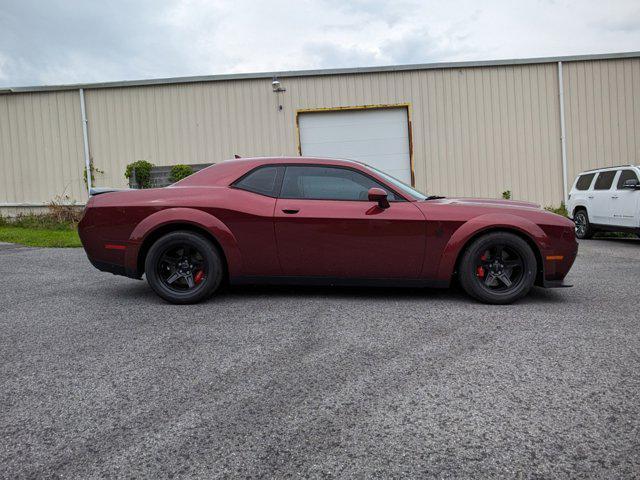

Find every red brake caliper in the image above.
[194,270,205,285]
[476,253,487,278]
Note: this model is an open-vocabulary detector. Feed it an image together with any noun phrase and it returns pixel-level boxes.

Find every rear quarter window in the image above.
[575,173,595,190]
[232,166,283,197]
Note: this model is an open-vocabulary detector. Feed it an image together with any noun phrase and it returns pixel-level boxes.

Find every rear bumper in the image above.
[86,255,141,279]
[79,212,142,279]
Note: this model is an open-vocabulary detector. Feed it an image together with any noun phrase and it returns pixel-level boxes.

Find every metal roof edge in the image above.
[3,51,640,94]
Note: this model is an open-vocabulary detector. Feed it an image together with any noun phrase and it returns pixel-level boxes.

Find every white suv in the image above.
[567,165,640,239]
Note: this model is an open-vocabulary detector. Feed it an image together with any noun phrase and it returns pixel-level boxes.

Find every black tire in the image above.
[144,231,223,304]
[458,232,537,305]
[573,209,593,239]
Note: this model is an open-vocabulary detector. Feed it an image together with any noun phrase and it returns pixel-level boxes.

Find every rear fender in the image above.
[125,208,242,277]
[435,213,550,282]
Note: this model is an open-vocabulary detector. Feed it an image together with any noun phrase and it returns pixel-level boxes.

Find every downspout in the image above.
[557,61,568,204]
[79,88,92,193]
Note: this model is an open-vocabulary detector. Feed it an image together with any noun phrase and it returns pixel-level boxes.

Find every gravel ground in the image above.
[1,239,639,479]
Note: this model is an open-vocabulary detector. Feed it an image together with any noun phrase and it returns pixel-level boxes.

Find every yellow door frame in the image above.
[294,103,416,187]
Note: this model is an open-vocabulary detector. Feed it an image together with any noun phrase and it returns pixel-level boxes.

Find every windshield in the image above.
[365,165,428,200]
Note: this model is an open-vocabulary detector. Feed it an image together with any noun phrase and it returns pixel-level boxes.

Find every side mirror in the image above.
[368,187,390,209]
[623,178,640,189]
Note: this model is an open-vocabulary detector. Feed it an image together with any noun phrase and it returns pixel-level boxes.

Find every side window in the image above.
[617,169,639,189]
[575,173,595,191]
[233,166,283,197]
[280,166,401,201]
[593,171,616,190]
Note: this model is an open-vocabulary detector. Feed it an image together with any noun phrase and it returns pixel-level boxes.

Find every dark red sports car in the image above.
[78,157,577,304]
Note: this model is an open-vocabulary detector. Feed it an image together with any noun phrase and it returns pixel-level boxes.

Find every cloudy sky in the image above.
[1,0,639,87]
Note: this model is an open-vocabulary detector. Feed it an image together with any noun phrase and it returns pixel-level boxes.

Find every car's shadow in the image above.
[111,279,567,305]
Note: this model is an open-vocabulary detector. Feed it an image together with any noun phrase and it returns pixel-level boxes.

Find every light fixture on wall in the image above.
[272,76,285,112]
[272,77,286,92]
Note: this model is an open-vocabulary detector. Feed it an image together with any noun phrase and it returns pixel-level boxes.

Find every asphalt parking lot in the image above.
[1,239,639,478]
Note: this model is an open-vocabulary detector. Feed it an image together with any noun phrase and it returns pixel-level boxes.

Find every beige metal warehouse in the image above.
[1,51,639,215]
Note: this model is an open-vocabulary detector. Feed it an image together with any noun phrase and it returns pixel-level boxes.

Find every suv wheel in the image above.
[459,232,537,304]
[573,210,593,239]
[145,231,223,304]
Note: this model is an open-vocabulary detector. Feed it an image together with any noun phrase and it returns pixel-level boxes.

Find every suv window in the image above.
[575,173,595,190]
[593,171,616,190]
[617,169,639,189]
[233,166,283,197]
[280,166,402,201]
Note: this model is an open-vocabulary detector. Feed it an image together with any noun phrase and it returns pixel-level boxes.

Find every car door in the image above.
[590,170,617,225]
[274,165,426,278]
[612,169,640,228]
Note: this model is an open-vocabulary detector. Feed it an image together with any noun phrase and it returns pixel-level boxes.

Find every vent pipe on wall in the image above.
[558,62,568,204]
[79,88,92,193]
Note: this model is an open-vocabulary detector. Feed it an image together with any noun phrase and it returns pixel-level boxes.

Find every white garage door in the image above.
[298,108,412,184]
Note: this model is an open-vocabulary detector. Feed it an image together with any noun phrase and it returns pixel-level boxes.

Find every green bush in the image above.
[169,164,194,183]
[544,202,569,217]
[502,190,512,200]
[125,160,154,189]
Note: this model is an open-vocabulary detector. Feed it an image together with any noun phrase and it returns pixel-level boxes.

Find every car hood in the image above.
[415,196,575,230]
[429,197,541,210]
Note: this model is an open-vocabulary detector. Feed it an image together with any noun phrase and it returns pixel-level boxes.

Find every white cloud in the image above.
[0,0,639,87]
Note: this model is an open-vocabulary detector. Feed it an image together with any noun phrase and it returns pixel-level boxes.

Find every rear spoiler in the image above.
[89,187,126,196]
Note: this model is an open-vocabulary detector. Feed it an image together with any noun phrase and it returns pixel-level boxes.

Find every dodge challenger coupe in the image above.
[78,157,578,304]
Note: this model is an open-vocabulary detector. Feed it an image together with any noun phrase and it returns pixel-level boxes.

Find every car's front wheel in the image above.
[458,232,537,304]
[573,209,593,239]
[144,231,223,304]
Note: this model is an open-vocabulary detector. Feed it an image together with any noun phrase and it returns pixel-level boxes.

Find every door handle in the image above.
[611,196,618,199]
[587,196,594,199]
[282,209,299,214]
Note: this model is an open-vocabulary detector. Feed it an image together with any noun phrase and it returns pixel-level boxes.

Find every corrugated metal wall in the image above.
[286,65,563,203]
[0,90,86,205]
[563,58,640,184]
[84,80,288,189]
[1,56,639,209]
[85,64,563,205]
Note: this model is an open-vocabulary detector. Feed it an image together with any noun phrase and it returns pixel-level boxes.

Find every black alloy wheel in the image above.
[474,244,524,292]
[157,244,206,291]
[459,232,537,304]
[573,210,593,239]
[145,231,223,304]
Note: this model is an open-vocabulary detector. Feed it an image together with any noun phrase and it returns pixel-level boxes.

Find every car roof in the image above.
[176,156,374,187]
[579,164,638,174]
[174,156,423,201]
[226,156,367,167]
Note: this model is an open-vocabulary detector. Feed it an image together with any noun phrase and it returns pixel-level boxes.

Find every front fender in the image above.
[434,213,550,282]
[124,208,243,277]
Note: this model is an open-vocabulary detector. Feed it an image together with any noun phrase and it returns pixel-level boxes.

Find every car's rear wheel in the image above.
[458,232,537,304]
[573,209,593,239]
[144,231,223,304]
